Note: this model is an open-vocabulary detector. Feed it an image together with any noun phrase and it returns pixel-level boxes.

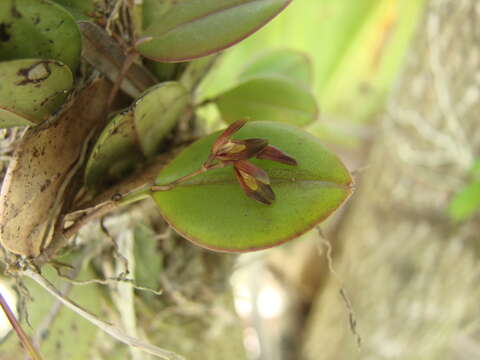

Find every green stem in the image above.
[0,291,44,360]
[150,162,224,191]
[64,162,225,240]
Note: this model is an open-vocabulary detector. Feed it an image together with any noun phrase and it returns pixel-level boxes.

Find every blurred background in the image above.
[199,0,480,359]
[2,0,479,359]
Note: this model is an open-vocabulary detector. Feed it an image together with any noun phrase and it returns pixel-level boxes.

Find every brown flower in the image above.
[234,160,275,205]
[205,119,297,204]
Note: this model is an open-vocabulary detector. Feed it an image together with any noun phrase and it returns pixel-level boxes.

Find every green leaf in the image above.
[134,82,190,158]
[0,0,82,71]
[215,76,318,126]
[179,55,219,91]
[145,61,188,83]
[85,82,190,191]
[239,49,313,86]
[153,121,352,252]
[136,0,292,62]
[134,224,163,297]
[449,182,480,222]
[0,59,73,127]
[471,159,480,181]
[85,111,145,192]
[50,0,95,20]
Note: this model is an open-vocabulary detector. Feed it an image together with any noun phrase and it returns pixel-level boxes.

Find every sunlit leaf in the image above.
[239,49,313,86]
[215,76,318,126]
[0,59,73,127]
[136,0,292,62]
[153,121,352,252]
[0,0,82,71]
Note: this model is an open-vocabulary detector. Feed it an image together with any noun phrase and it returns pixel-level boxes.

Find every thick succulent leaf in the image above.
[0,0,82,72]
[50,0,95,20]
[142,0,174,30]
[85,111,145,192]
[153,121,352,252]
[0,78,112,257]
[134,82,190,158]
[0,59,73,127]
[216,76,318,126]
[239,49,313,86]
[85,82,189,192]
[136,0,292,62]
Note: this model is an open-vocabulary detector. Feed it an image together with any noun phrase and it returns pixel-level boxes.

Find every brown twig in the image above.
[106,50,138,112]
[0,291,44,360]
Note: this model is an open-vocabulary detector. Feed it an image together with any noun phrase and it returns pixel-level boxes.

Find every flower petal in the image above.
[234,160,270,184]
[256,145,297,166]
[234,166,275,205]
[212,118,248,154]
[216,138,268,161]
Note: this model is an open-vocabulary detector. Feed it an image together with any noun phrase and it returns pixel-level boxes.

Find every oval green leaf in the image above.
[85,111,145,192]
[134,82,190,158]
[0,59,73,128]
[239,48,313,86]
[153,121,352,252]
[216,76,318,126]
[85,82,190,192]
[136,0,292,62]
[0,0,82,71]
[50,0,95,20]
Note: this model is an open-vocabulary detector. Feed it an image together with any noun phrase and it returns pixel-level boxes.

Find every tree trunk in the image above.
[303,0,480,358]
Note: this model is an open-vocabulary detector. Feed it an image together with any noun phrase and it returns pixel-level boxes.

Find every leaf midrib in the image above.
[165,176,349,189]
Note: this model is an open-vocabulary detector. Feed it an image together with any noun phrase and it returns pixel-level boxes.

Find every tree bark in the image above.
[303,0,480,358]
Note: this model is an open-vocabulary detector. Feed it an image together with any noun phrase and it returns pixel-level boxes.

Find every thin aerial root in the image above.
[101,217,130,278]
[316,226,362,349]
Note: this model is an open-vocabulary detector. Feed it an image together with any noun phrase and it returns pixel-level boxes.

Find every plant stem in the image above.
[0,291,44,360]
[23,270,185,360]
[63,162,225,241]
[106,50,138,112]
[151,162,225,191]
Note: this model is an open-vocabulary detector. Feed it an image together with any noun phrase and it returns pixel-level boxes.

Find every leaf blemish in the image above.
[0,22,12,42]
[16,61,52,86]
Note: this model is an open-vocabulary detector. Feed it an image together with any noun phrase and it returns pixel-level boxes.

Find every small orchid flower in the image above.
[205,119,297,204]
[234,160,275,205]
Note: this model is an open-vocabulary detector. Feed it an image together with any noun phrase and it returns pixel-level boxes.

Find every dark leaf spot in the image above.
[10,4,21,18]
[16,61,52,86]
[0,23,11,42]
